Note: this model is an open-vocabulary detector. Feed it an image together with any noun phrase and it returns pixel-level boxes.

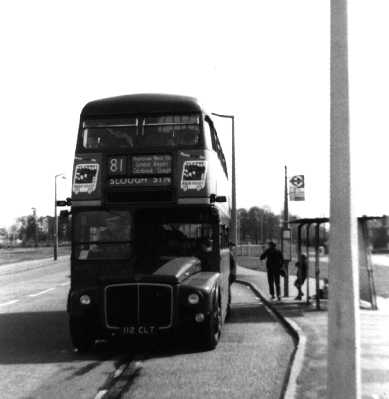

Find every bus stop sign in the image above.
[290,175,304,188]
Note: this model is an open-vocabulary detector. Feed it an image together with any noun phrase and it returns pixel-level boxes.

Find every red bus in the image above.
[68,94,235,352]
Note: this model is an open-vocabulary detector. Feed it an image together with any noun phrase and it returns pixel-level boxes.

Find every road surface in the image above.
[0,257,294,399]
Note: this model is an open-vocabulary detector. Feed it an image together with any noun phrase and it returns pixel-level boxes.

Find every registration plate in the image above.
[121,326,157,335]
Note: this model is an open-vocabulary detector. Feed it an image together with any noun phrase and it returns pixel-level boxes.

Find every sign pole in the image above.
[54,176,58,261]
[282,165,289,297]
[328,0,361,398]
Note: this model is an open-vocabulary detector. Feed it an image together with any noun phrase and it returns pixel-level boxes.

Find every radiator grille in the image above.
[105,284,173,329]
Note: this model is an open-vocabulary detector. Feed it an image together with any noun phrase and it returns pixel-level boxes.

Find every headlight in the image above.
[188,293,200,305]
[80,294,91,305]
[195,313,205,323]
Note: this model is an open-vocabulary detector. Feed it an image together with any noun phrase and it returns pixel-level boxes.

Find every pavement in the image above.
[0,255,69,276]
[236,265,389,399]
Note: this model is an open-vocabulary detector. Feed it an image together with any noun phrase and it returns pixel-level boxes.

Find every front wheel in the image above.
[201,294,222,350]
[69,317,95,353]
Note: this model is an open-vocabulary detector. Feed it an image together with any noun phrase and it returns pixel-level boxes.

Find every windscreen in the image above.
[73,210,133,260]
[81,115,201,150]
[155,223,213,257]
[134,218,214,274]
[72,209,215,274]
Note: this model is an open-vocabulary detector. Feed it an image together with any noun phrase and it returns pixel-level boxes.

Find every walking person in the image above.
[294,253,307,300]
[260,241,284,300]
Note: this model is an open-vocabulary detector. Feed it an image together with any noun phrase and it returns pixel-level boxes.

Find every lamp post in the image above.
[328,0,360,397]
[282,165,290,296]
[54,173,66,260]
[211,113,237,246]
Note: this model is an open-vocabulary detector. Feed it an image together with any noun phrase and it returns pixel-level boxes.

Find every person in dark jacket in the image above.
[260,241,284,300]
[294,253,308,300]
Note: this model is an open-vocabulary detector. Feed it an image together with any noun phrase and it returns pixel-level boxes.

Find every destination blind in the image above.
[132,155,171,175]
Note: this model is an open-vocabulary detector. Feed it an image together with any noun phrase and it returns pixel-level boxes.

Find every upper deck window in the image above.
[82,118,137,150]
[140,115,201,148]
[80,115,201,151]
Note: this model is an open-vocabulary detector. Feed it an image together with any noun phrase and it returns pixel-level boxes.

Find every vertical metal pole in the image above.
[283,165,289,226]
[305,224,311,304]
[315,223,321,310]
[231,116,237,246]
[54,176,58,261]
[295,224,303,299]
[297,224,303,261]
[283,165,289,296]
[359,218,377,310]
[329,0,361,397]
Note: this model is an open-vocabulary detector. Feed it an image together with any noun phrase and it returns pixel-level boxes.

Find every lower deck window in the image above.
[73,210,133,260]
[72,209,218,272]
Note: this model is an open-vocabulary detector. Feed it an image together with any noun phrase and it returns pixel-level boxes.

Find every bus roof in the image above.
[81,94,203,118]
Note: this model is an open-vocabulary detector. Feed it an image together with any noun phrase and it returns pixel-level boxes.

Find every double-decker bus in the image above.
[68,94,235,352]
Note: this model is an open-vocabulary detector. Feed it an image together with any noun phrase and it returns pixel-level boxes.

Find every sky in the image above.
[0,0,388,228]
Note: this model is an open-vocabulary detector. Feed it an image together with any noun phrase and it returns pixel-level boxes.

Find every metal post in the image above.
[54,174,65,261]
[329,0,361,397]
[283,165,289,227]
[294,223,303,301]
[54,176,58,261]
[283,165,289,296]
[297,224,303,261]
[359,218,377,310]
[315,223,321,310]
[231,116,237,246]
[305,223,311,304]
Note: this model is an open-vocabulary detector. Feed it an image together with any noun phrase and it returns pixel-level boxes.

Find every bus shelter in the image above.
[290,218,329,310]
[290,216,379,310]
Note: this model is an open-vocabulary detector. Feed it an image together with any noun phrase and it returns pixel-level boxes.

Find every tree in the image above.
[16,215,37,245]
[237,206,283,244]
[237,208,249,243]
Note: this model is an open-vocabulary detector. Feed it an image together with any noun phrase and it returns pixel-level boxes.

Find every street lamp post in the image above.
[211,113,237,246]
[328,0,361,397]
[54,173,66,260]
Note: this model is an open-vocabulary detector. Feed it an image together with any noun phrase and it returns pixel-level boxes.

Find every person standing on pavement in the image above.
[260,241,284,300]
[294,253,307,300]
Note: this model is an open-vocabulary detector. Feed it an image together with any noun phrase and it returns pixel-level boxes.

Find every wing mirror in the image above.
[210,194,227,203]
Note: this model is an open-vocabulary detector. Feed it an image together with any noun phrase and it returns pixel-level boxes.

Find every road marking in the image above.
[113,363,127,378]
[95,357,143,399]
[94,390,108,399]
[59,282,70,286]
[28,287,55,297]
[0,299,19,306]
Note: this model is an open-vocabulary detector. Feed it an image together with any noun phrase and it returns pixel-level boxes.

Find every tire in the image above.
[69,317,94,353]
[201,293,222,350]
